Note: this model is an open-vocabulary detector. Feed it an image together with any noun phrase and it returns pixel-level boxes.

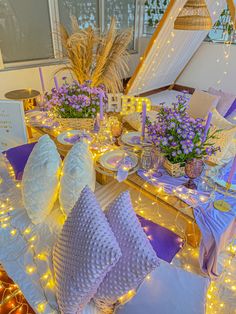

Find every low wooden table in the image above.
[28,123,201,248]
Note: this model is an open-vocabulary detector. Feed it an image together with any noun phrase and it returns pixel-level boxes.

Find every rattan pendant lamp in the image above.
[174,0,212,30]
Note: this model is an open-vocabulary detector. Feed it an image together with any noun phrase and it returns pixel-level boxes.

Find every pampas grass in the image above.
[59,17,132,93]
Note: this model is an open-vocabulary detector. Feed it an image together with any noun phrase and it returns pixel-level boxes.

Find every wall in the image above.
[177,42,236,94]
[0,64,71,98]
[0,53,143,99]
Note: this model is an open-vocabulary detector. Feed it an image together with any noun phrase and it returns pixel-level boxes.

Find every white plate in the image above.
[57,130,92,146]
[99,149,138,171]
[121,131,151,146]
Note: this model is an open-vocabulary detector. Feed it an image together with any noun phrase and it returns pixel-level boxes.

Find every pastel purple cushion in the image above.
[3,142,36,180]
[137,215,184,263]
[208,87,236,116]
[94,191,159,309]
[53,186,121,314]
[225,98,236,118]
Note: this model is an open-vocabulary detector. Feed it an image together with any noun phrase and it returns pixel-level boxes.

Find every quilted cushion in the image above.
[208,87,236,117]
[59,141,95,215]
[208,109,236,165]
[187,90,220,119]
[94,191,159,311]
[117,260,209,314]
[53,186,121,314]
[22,135,62,224]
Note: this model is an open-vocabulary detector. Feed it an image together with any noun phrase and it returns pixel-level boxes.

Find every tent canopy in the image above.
[126,0,226,96]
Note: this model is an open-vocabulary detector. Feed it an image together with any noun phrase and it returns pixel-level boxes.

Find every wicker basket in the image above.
[163,158,185,177]
[57,118,94,131]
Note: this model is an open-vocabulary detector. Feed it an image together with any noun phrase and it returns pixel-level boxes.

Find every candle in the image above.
[99,93,104,120]
[141,101,147,139]
[39,67,45,93]
[203,111,213,142]
[227,155,236,186]
[0,49,4,70]
[54,76,59,91]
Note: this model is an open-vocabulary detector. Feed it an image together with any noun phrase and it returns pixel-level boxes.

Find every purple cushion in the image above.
[3,142,36,180]
[137,215,184,263]
[225,98,236,117]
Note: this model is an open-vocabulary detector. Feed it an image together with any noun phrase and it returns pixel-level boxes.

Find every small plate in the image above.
[57,130,92,146]
[99,149,138,171]
[121,132,151,147]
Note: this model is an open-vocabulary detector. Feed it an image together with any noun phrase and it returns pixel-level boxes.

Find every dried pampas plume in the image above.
[59,16,132,93]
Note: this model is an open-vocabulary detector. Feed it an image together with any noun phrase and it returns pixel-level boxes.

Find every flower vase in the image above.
[163,158,185,177]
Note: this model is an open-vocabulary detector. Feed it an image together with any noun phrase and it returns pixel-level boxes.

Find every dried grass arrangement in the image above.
[59,17,133,93]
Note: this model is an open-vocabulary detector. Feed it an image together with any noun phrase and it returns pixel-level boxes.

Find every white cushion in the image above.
[0,155,101,314]
[188,90,220,119]
[116,260,209,314]
[22,135,62,224]
[59,141,95,215]
[208,109,236,165]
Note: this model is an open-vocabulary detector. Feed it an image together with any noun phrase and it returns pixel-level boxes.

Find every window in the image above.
[143,0,170,36]
[0,0,137,66]
[0,0,53,63]
[205,6,236,44]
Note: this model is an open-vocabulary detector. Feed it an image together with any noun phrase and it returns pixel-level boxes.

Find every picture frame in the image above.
[0,100,28,151]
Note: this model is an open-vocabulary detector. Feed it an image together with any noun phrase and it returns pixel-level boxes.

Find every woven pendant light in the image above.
[227,0,236,29]
[174,0,212,31]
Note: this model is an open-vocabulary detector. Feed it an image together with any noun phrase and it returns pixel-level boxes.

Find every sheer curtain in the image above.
[0,0,53,63]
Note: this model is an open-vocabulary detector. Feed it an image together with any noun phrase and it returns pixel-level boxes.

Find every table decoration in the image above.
[141,146,153,170]
[57,130,92,146]
[99,149,138,172]
[38,67,45,93]
[60,17,132,93]
[184,158,204,189]
[121,131,151,147]
[43,79,107,131]
[54,75,59,91]
[141,101,147,141]
[214,156,236,211]
[146,93,220,177]
[5,89,40,111]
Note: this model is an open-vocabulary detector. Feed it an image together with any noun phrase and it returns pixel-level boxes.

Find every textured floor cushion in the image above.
[53,186,121,314]
[94,191,159,311]
[59,141,95,215]
[208,87,236,117]
[3,142,36,180]
[117,260,210,314]
[22,135,62,224]
[138,215,184,263]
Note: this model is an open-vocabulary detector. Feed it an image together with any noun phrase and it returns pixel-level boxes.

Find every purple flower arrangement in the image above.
[146,94,220,165]
[44,79,108,119]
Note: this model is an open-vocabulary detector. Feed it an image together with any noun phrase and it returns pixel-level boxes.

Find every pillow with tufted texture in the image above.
[22,135,62,225]
[59,141,95,215]
[94,191,160,312]
[53,186,121,314]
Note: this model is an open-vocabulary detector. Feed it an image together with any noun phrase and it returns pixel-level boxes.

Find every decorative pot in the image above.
[163,158,185,177]
[57,118,94,131]
[184,158,204,189]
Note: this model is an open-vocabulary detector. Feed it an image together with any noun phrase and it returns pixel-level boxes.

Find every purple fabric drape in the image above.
[138,165,236,279]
